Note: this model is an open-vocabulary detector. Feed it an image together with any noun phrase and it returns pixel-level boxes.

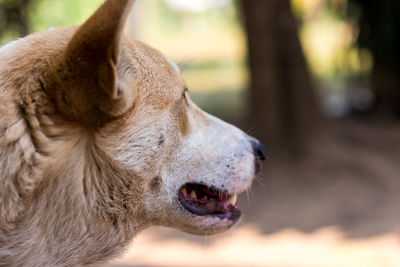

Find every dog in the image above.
[0,0,266,266]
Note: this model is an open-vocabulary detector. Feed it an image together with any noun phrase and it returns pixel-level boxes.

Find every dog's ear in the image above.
[48,0,135,126]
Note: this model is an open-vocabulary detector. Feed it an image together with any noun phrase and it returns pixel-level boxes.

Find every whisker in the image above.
[203,233,208,247]
[245,126,256,136]
[255,176,267,188]
[245,187,251,206]
[177,55,199,72]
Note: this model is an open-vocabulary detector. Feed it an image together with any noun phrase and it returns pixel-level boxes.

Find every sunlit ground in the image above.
[108,225,400,267]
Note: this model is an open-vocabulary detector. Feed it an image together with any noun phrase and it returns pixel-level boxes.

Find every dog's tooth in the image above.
[181,188,187,196]
[226,194,237,205]
[190,191,197,199]
[202,195,208,201]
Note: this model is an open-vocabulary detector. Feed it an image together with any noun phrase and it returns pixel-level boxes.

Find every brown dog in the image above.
[0,0,266,266]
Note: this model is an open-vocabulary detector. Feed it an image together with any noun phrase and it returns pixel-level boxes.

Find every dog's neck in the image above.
[1,136,148,266]
[1,91,148,265]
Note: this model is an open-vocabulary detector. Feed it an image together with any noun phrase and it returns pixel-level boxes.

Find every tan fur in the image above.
[0,1,260,266]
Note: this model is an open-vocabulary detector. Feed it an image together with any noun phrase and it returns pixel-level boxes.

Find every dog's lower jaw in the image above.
[181,214,241,236]
[151,207,241,237]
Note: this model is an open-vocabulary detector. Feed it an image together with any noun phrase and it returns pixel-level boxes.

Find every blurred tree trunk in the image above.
[241,0,321,153]
[349,0,400,117]
[0,0,32,38]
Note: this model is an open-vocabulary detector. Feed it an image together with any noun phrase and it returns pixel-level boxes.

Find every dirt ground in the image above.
[108,120,400,267]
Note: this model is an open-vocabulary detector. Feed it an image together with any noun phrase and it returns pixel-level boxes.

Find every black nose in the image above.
[252,139,267,161]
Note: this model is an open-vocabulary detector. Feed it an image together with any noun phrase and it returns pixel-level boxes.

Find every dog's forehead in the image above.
[120,38,184,107]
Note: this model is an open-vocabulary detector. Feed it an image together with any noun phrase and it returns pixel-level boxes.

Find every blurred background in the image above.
[1,0,400,266]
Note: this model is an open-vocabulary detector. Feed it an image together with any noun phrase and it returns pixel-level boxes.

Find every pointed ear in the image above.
[48,0,135,126]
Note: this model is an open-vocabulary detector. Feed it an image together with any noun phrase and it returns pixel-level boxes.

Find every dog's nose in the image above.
[251,138,267,161]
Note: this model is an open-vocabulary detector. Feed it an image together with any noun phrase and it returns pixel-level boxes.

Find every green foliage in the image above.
[0,0,104,44]
[28,0,103,32]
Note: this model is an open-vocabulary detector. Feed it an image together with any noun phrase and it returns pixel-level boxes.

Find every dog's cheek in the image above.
[148,175,162,193]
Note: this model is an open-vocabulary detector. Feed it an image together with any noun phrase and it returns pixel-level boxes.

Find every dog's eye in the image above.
[182,88,189,106]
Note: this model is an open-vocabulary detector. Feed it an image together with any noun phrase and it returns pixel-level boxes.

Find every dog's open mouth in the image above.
[178,183,241,221]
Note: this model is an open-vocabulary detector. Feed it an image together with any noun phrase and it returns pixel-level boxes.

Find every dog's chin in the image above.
[176,212,241,236]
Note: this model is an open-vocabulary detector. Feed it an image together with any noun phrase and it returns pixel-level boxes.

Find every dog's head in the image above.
[35,0,266,236]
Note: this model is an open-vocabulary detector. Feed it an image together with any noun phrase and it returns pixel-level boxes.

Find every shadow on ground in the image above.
[242,119,400,238]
